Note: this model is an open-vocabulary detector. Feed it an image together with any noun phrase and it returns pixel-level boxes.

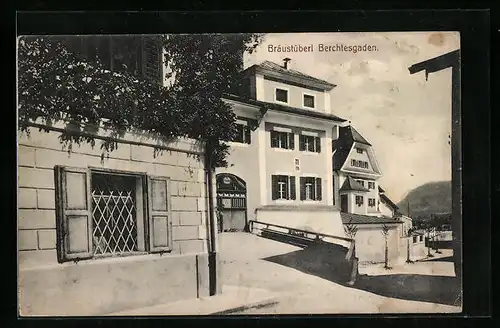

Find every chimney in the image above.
[283,57,292,69]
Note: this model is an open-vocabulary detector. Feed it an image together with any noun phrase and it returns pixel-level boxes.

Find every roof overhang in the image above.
[245,65,336,91]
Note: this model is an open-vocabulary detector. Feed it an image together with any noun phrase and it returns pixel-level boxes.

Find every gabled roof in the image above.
[244,60,336,91]
[332,125,372,171]
[222,93,346,123]
[341,212,403,225]
[339,176,370,192]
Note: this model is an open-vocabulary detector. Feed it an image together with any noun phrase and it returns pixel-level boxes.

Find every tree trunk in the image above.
[384,239,389,269]
[406,238,411,263]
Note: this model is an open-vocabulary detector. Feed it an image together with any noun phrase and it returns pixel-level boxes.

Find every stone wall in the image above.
[17,126,216,316]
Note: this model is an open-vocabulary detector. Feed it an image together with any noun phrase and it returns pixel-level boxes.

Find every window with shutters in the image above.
[299,176,322,201]
[271,175,296,200]
[299,134,321,153]
[368,198,376,207]
[54,166,172,263]
[59,35,163,85]
[232,123,251,144]
[270,131,294,150]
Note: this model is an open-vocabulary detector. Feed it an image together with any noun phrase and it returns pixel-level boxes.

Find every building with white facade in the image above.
[216,59,348,239]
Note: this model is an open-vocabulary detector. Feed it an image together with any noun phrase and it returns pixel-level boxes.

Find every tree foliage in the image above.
[17,34,263,168]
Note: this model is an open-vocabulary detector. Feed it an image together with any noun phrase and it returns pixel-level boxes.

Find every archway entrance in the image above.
[216,173,247,232]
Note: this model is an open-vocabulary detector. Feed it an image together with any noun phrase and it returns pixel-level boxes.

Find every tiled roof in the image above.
[339,176,370,192]
[341,212,403,225]
[332,125,372,171]
[222,93,346,123]
[252,60,336,90]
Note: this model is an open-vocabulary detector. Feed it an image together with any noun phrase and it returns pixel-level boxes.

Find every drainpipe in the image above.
[205,142,218,296]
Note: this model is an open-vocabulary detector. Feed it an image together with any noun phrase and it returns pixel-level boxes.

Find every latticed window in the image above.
[91,173,139,255]
[54,166,173,263]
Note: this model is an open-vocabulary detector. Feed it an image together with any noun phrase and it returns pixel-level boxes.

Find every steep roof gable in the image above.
[332,125,372,171]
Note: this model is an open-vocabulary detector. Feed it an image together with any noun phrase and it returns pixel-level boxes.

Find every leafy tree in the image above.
[381,224,391,270]
[17,34,264,168]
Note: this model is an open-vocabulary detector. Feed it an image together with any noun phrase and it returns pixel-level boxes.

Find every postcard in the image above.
[17,31,462,316]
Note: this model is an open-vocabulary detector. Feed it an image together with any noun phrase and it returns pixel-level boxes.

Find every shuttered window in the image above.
[58,35,162,85]
[271,175,296,200]
[54,166,172,263]
[270,131,294,150]
[141,35,162,84]
[232,123,251,144]
[299,135,321,153]
[299,177,322,201]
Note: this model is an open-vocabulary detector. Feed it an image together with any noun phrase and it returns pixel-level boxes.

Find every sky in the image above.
[243,32,460,203]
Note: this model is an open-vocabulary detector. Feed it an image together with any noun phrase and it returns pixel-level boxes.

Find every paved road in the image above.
[219,232,462,314]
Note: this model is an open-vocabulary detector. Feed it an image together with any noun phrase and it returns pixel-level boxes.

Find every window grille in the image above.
[91,174,138,255]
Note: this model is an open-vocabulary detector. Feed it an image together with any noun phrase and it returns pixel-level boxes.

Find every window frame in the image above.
[271,174,296,201]
[355,195,364,207]
[299,134,321,153]
[356,147,364,154]
[232,122,251,145]
[90,169,148,257]
[302,92,316,109]
[299,176,322,202]
[54,165,173,263]
[274,87,290,104]
[368,198,376,207]
[270,130,294,150]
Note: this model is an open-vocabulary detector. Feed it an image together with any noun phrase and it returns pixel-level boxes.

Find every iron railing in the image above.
[248,220,356,260]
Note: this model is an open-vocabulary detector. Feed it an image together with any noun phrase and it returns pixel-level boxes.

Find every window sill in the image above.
[301,200,322,204]
[271,147,294,153]
[275,100,289,106]
[273,199,295,204]
[227,141,250,148]
[300,151,321,155]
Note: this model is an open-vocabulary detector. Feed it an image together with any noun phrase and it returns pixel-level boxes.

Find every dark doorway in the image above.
[216,173,248,232]
[341,194,348,212]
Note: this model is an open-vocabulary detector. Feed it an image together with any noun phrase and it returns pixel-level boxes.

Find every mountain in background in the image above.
[397,181,452,218]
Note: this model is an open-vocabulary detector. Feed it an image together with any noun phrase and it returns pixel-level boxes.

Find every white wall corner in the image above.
[324,91,331,114]
[255,74,265,101]
[258,129,267,205]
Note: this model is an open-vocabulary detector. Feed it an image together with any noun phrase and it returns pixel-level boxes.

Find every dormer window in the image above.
[275,88,289,104]
[303,94,315,109]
